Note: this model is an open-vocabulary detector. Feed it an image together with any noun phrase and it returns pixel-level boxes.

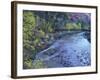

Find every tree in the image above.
[23,11,36,51]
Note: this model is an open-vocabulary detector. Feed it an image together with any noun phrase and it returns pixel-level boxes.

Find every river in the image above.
[35,32,91,68]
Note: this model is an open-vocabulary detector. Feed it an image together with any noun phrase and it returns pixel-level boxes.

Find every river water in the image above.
[35,32,91,68]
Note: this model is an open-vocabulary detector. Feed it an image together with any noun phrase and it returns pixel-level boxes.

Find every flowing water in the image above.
[35,32,91,68]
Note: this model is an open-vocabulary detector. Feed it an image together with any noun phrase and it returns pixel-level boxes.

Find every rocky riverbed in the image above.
[33,32,91,68]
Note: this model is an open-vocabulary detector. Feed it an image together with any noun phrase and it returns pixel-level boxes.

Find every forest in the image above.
[23,10,91,69]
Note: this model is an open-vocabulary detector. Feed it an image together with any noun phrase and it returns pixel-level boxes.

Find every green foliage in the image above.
[32,60,47,68]
[23,11,36,50]
[65,23,81,31]
[24,59,34,69]
[24,59,46,69]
